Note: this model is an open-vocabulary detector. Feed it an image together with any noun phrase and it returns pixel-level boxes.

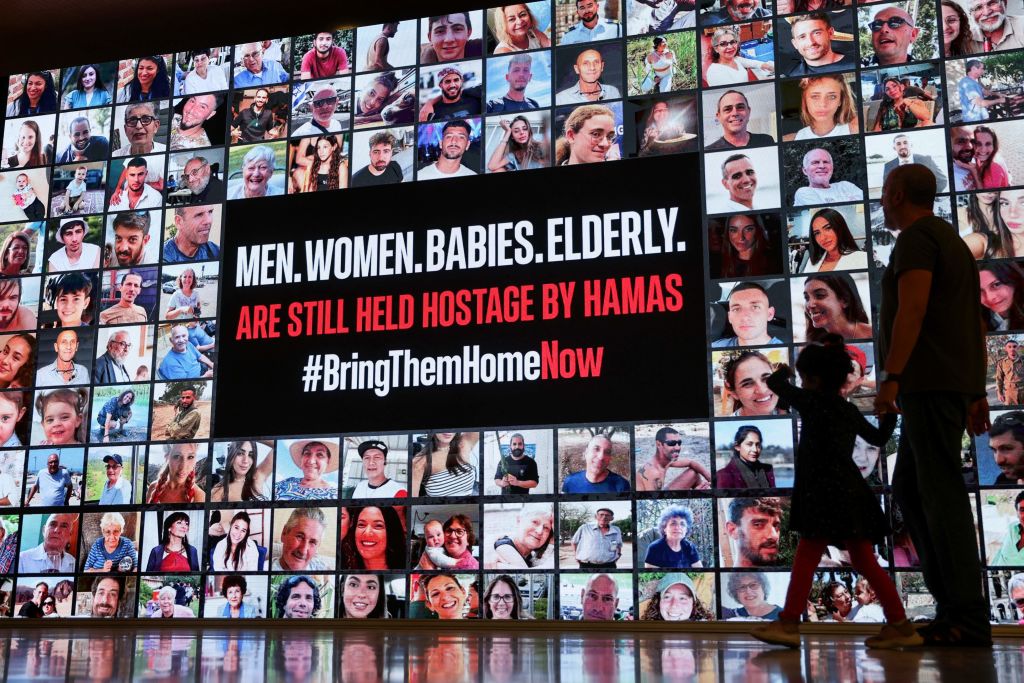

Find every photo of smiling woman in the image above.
[792,271,873,342]
[713,348,790,417]
[274,438,340,501]
[483,503,555,569]
[639,572,715,621]
[339,574,400,618]
[340,505,407,570]
[419,573,475,620]
[146,441,206,504]
[209,439,274,502]
[980,261,1024,331]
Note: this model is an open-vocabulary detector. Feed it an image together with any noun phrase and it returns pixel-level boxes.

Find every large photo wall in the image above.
[0,0,1022,625]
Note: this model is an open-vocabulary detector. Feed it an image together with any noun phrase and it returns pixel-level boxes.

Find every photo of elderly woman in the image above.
[637,499,713,569]
[482,502,555,569]
[80,511,139,574]
[713,419,794,489]
[202,574,267,619]
[340,505,407,570]
[637,572,715,621]
[411,504,480,570]
[721,570,788,620]
[274,438,340,501]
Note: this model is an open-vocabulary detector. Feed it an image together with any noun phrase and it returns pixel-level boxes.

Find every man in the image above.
[637,427,712,491]
[419,65,483,121]
[94,330,133,384]
[18,513,77,573]
[562,434,630,493]
[18,583,48,618]
[158,325,214,380]
[418,119,477,179]
[995,340,1024,405]
[99,271,147,325]
[572,508,623,568]
[113,102,165,157]
[163,386,202,440]
[705,90,774,150]
[784,12,858,76]
[293,86,343,136]
[352,440,408,498]
[277,576,321,618]
[25,453,73,506]
[231,88,276,143]
[421,13,483,63]
[177,155,225,204]
[365,23,399,72]
[563,104,617,165]
[556,48,621,105]
[633,0,694,33]
[560,0,622,44]
[705,0,772,27]
[989,411,1024,485]
[992,491,1024,565]
[188,319,215,354]
[715,154,767,212]
[55,116,109,163]
[713,282,784,347]
[228,145,282,199]
[0,278,37,332]
[98,453,131,505]
[580,574,620,621]
[110,211,153,267]
[108,157,162,211]
[875,163,992,646]
[493,432,540,495]
[164,205,220,262]
[46,272,93,328]
[950,126,977,192]
[968,0,1024,53]
[959,60,1004,122]
[273,507,330,571]
[170,94,218,150]
[866,6,919,66]
[234,42,289,87]
[881,134,948,192]
[793,148,863,205]
[47,218,100,272]
[36,329,89,386]
[351,131,404,187]
[151,586,194,618]
[1010,574,1024,618]
[182,49,227,94]
[88,576,124,618]
[725,497,782,567]
[300,32,349,79]
[487,54,540,114]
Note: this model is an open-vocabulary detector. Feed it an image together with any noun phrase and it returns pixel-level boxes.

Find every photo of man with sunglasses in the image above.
[863,4,922,66]
[636,427,711,491]
[292,84,348,136]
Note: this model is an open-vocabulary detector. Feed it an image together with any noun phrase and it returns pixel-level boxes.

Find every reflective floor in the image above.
[0,627,1020,682]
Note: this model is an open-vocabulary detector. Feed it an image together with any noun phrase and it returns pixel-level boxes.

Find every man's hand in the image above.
[967,397,991,437]
[874,381,901,417]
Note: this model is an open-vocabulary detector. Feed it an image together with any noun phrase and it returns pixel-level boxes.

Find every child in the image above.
[417,519,459,570]
[0,390,28,447]
[34,388,87,446]
[751,334,921,649]
[11,173,45,221]
[43,272,94,328]
[58,166,88,215]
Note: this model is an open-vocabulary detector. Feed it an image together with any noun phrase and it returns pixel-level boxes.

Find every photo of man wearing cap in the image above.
[47,218,101,272]
[351,439,408,499]
[418,63,484,122]
[98,452,132,505]
[274,438,341,501]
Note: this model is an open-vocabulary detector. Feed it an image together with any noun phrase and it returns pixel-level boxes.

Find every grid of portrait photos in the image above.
[0,0,1023,626]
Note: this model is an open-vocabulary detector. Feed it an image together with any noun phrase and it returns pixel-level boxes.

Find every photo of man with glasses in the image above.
[292,84,348,136]
[862,4,923,66]
[113,102,166,157]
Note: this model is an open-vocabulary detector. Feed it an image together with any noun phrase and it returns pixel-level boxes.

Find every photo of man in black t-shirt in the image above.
[419,64,483,122]
[351,130,406,187]
[494,433,540,495]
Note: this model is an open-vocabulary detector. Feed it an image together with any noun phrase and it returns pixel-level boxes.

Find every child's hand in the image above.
[775,363,793,378]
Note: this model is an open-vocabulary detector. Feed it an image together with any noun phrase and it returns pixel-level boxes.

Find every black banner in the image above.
[217,153,706,435]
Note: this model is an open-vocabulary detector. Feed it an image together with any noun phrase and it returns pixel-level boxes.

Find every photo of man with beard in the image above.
[968,0,1024,53]
[418,118,479,179]
[174,153,225,205]
[704,0,773,27]
[170,94,222,150]
[419,64,483,122]
[107,211,156,267]
[722,496,788,567]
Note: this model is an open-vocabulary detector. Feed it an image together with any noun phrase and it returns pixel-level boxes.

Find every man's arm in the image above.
[875,269,932,415]
[64,476,73,505]
[968,314,992,436]
[25,482,37,504]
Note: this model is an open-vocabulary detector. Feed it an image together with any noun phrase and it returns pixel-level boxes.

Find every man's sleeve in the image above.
[572,525,583,545]
[891,223,939,277]
[527,458,539,481]
[493,459,504,480]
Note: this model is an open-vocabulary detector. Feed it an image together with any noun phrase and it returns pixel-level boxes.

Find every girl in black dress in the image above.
[751,334,920,649]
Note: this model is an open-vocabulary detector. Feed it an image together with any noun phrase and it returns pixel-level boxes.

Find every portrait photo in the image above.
[775,9,858,78]
[711,346,790,417]
[419,60,484,123]
[482,502,555,569]
[554,43,624,106]
[103,210,161,268]
[717,496,794,568]
[110,100,170,158]
[287,134,350,194]
[778,72,860,141]
[274,437,340,501]
[137,574,201,619]
[627,93,698,158]
[227,141,288,199]
[149,380,211,442]
[419,10,486,63]
[713,418,795,489]
[637,571,716,621]
[208,439,274,502]
[553,100,624,165]
[290,78,353,136]
[948,120,1024,193]
[353,69,418,130]
[707,212,785,279]
[43,215,102,273]
[625,31,698,95]
[416,117,483,179]
[350,127,415,186]
[945,52,1024,124]
[0,390,31,450]
[93,324,154,386]
[410,503,480,570]
[558,426,631,494]
[987,570,1024,623]
[159,262,220,322]
[708,278,791,347]
[701,0,775,26]
[701,21,776,88]
[84,445,144,505]
[13,575,75,618]
[78,510,140,574]
[0,225,43,276]
[162,203,222,261]
[0,450,25,507]
[861,61,943,132]
[115,55,173,103]
[18,511,80,573]
[206,507,270,572]
[857,2,939,68]
[166,149,227,207]
[865,127,949,198]
[169,94,226,151]
[704,146,782,214]
[30,388,89,446]
[229,87,289,145]
[74,575,136,619]
[98,266,158,325]
[482,428,553,495]
[787,202,869,273]
[49,162,106,217]
[232,39,292,89]
[634,422,711,491]
[701,83,777,151]
[486,51,553,113]
[339,573,407,619]
[106,154,165,212]
[39,271,99,328]
[636,498,714,569]
[35,327,92,388]
[203,574,268,619]
[481,573,554,619]
[1,114,57,169]
[410,430,480,497]
[488,2,553,52]
[55,107,112,164]
[23,447,84,506]
[340,504,408,571]
[554,0,623,45]
[143,440,205,507]
[783,137,866,206]
[60,63,117,109]
[355,20,419,73]
[790,270,874,343]
[558,572,634,621]
[483,110,552,172]
[341,434,409,499]
[174,48,232,96]
[293,30,355,80]
[0,167,50,224]
[271,506,338,573]
[6,70,60,118]
[409,572,477,620]
[155,322,214,381]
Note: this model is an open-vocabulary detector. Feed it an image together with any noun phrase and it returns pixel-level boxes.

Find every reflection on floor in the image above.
[0,627,1020,682]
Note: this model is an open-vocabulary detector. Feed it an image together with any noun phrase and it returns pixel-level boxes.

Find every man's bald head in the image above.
[886,164,936,207]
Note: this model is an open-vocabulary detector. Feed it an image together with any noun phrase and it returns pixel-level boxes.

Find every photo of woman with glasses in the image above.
[704,27,774,87]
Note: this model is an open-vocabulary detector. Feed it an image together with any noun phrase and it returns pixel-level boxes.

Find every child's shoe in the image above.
[751,618,801,648]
